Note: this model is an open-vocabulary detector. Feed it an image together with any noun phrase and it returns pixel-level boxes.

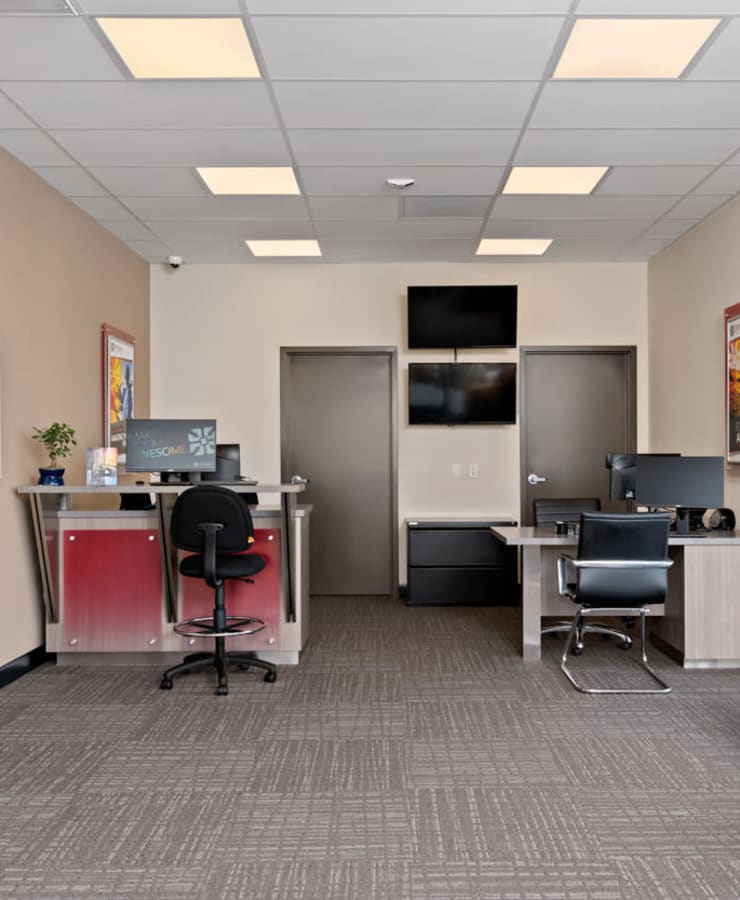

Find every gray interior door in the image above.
[281,349,397,596]
[520,347,636,525]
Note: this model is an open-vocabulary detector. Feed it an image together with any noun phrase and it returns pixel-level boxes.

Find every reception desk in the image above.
[491,526,740,669]
[17,483,309,665]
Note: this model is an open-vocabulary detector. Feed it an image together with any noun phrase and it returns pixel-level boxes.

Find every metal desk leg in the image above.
[29,493,56,624]
[281,492,296,623]
[521,545,542,660]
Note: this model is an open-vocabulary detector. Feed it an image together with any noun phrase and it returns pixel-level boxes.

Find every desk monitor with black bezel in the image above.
[606,452,680,502]
[634,455,725,534]
[125,418,217,483]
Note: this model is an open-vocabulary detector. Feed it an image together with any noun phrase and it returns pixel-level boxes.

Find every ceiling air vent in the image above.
[0,0,77,13]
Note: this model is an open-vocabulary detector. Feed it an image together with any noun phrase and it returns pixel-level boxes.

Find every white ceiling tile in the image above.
[0,18,123,80]
[403,197,490,217]
[596,166,714,196]
[576,1,740,12]
[89,167,208,196]
[99,219,158,240]
[493,195,681,219]
[541,240,625,260]
[483,218,650,238]
[298,165,505,195]
[531,83,740,129]
[148,220,317,241]
[515,129,740,166]
[307,196,400,219]
[690,19,740,80]
[248,1,571,11]
[322,238,473,261]
[32,166,108,196]
[254,17,563,80]
[273,82,538,129]
[77,0,241,11]
[0,130,74,165]
[121,239,171,261]
[289,130,519,166]
[49,129,291,166]
[71,195,132,219]
[122,196,310,221]
[694,166,740,194]
[614,239,674,260]
[664,194,732,218]
[149,241,255,264]
[641,219,700,239]
[0,92,33,127]
[314,218,481,239]
[1,82,276,129]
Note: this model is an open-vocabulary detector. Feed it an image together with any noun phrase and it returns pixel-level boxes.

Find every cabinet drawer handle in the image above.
[68,638,78,646]
[148,639,157,646]
[68,535,76,542]
[148,535,155,542]
[267,534,275,541]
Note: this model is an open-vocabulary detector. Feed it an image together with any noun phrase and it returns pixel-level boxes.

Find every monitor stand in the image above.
[160,471,202,485]
[674,506,690,535]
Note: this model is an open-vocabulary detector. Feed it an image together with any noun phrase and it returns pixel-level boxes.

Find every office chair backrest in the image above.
[171,485,255,554]
[576,512,671,606]
[533,497,601,526]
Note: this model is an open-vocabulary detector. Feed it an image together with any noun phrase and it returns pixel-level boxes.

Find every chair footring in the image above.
[560,607,671,694]
[173,615,266,638]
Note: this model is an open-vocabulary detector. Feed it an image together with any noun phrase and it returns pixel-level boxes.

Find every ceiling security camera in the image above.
[168,255,183,269]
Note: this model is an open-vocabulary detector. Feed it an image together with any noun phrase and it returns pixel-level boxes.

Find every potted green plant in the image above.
[32,422,77,485]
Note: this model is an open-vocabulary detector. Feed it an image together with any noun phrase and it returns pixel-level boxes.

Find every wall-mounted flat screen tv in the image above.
[407,285,517,349]
[409,363,516,425]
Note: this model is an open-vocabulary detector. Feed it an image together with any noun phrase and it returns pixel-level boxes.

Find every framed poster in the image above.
[725,302,740,464]
[102,323,135,465]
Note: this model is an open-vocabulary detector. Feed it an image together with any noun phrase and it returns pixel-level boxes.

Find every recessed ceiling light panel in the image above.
[477,239,552,256]
[198,167,300,196]
[96,17,259,79]
[503,166,608,195]
[554,18,720,79]
[246,240,321,258]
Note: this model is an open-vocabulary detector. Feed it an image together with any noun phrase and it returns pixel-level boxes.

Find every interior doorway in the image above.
[519,346,637,525]
[280,348,398,596]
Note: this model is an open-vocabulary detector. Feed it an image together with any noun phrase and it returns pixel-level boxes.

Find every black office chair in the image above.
[160,484,277,696]
[533,498,633,648]
[557,512,673,694]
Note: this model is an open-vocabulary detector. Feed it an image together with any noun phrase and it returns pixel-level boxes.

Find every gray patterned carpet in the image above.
[1,596,740,899]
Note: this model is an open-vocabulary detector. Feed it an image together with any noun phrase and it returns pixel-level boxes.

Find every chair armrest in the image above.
[557,555,673,597]
[557,552,576,596]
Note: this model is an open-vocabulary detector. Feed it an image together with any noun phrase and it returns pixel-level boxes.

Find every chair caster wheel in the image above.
[572,644,584,656]
[264,671,277,683]
[217,684,229,696]
[620,640,632,650]
[160,679,172,690]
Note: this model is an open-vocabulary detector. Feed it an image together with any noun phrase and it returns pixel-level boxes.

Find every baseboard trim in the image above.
[0,646,55,688]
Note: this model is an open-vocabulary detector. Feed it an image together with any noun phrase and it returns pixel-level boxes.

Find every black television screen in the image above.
[125,419,217,475]
[606,452,680,501]
[407,285,517,349]
[409,363,516,425]
[635,456,724,509]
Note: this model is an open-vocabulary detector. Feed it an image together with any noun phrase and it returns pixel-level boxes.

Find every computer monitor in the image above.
[125,418,217,482]
[201,444,240,483]
[606,452,680,501]
[634,455,725,533]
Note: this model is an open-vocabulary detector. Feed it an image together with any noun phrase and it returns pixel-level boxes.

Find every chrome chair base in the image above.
[542,620,632,655]
[560,607,671,694]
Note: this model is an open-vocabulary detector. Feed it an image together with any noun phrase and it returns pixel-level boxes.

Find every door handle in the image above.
[527,473,547,485]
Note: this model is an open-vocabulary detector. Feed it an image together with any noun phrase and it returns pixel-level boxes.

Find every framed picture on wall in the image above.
[725,302,740,464]
[102,323,135,465]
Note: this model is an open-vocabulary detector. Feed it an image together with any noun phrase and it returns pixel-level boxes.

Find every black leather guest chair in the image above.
[160,484,277,696]
[557,512,673,694]
[533,498,633,648]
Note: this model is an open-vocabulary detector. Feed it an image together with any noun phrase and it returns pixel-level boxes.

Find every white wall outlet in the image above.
[469,463,480,479]
[451,462,463,479]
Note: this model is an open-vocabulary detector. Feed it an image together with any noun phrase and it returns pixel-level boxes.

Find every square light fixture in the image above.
[197,167,300,196]
[96,17,259,79]
[246,240,322,257]
[503,166,608,195]
[476,239,552,256]
[554,18,720,79]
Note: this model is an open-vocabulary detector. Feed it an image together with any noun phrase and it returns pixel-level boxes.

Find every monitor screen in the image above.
[407,285,517,349]
[634,456,724,509]
[606,452,680,501]
[125,419,217,474]
[409,362,516,425]
[201,444,240,483]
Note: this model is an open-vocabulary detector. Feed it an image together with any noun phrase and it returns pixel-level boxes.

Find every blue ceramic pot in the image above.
[38,467,65,486]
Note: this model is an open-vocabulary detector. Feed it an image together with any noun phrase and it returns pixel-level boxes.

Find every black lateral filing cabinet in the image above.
[406,519,518,606]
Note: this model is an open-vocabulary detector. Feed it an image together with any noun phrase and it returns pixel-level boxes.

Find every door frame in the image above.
[519,345,637,526]
[280,346,400,598]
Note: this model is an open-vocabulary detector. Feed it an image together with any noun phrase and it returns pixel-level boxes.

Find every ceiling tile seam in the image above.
[474,0,580,252]
[679,15,732,78]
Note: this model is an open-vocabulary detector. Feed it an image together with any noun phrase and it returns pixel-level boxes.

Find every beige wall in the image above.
[0,149,150,667]
[649,193,740,513]
[151,261,649,574]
